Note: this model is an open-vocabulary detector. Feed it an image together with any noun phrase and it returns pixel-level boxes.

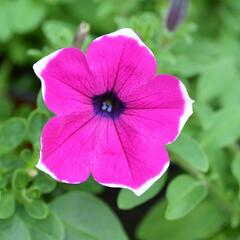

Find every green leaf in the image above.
[137,199,227,240]
[194,103,214,130]
[42,20,75,48]
[168,37,218,77]
[168,134,209,172]
[165,174,208,220]
[0,153,23,173]
[20,148,32,162]
[0,1,13,42]
[11,0,47,34]
[25,186,41,200]
[50,191,128,240]
[27,110,49,144]
[0,98,14,120]
[117,173,167,210]
[0,190,15,219]
[12,169,30,191]
[65,0,115,34]
[18,208,65,240]
[0,175,9,189]
[231,153,240,199]
[207,148,229,189]
[196,57,235,104]
[0,117,26,155]
[0,214,31,240]
[0,0,47,42]
[32,175,57,194]
[24,199,49,220]
[201,107,240,148]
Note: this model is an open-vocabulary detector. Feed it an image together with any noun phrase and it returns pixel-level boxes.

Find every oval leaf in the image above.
[12,169,30,191]
[137,199,226,240]
[18,208,65,240]
[0,214,31,240]
[168,134,209,172]
[166,174,208,220]
[24,199,49,220]
[0,117,26,155]
[11,0,47,34]
[32,175,57,194]
[201,107,240,148]
[27,110,49,144]
[50,191,128,240]
[42,20,75,48]
[0,190,15,219]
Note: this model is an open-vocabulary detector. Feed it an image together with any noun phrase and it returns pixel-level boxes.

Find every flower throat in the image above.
[92,91,125,119]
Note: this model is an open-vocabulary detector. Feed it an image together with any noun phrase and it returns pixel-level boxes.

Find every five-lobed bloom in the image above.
[33,28,193,196]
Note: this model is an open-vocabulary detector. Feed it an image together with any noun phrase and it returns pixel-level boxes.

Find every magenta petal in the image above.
[91,119,169,196]
[37,111,98,183]
[86,28,157,96]
[125,74,193,144]
[33,48,94,115]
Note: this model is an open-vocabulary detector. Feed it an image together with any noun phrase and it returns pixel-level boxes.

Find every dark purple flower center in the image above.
[92,91,125,119]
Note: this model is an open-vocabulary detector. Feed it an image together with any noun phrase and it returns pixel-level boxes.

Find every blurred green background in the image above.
[1,0,240,239]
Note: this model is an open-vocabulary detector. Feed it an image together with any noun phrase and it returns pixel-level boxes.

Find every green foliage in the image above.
[0,0,240,239]
[168,134,209,172]
[42,20,75,49]
[50,192,128,240]
[165,174,208,220]
[231,154,240,199]
[0,118,26,155]
[0,0,47,42]
[0,208,64,240]
[12,169,31,191]
[0,190,15,219]
[32,174,56,194]
[117,172,167,210]
[24,199,49,220]
[201,107,240,148]
[0,214,31,240]
[18,209,65,240]
[26,110,49,145]
[137,199,227,240]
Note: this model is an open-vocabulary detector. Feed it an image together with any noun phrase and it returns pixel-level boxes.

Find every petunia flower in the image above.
[33,28,193,196]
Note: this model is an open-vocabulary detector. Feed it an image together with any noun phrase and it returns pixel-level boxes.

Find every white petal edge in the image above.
[36,137,82,184]
[179,81,194,134]
[37,140,169,193]
[36,160,83,184]
[33,49,63,101]
[97,161,169,196]
[36,160,58,181]
[33,49,78,184]
[167,80,194,144]
[93,28,154,56]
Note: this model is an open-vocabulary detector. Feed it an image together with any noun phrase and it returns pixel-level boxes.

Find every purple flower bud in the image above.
[166,0,188,32]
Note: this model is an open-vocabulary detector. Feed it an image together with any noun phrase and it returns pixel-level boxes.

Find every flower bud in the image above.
[72,22,90,48]
[166,0,188,32]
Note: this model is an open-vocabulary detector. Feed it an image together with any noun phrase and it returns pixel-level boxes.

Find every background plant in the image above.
[0,0,240,239]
